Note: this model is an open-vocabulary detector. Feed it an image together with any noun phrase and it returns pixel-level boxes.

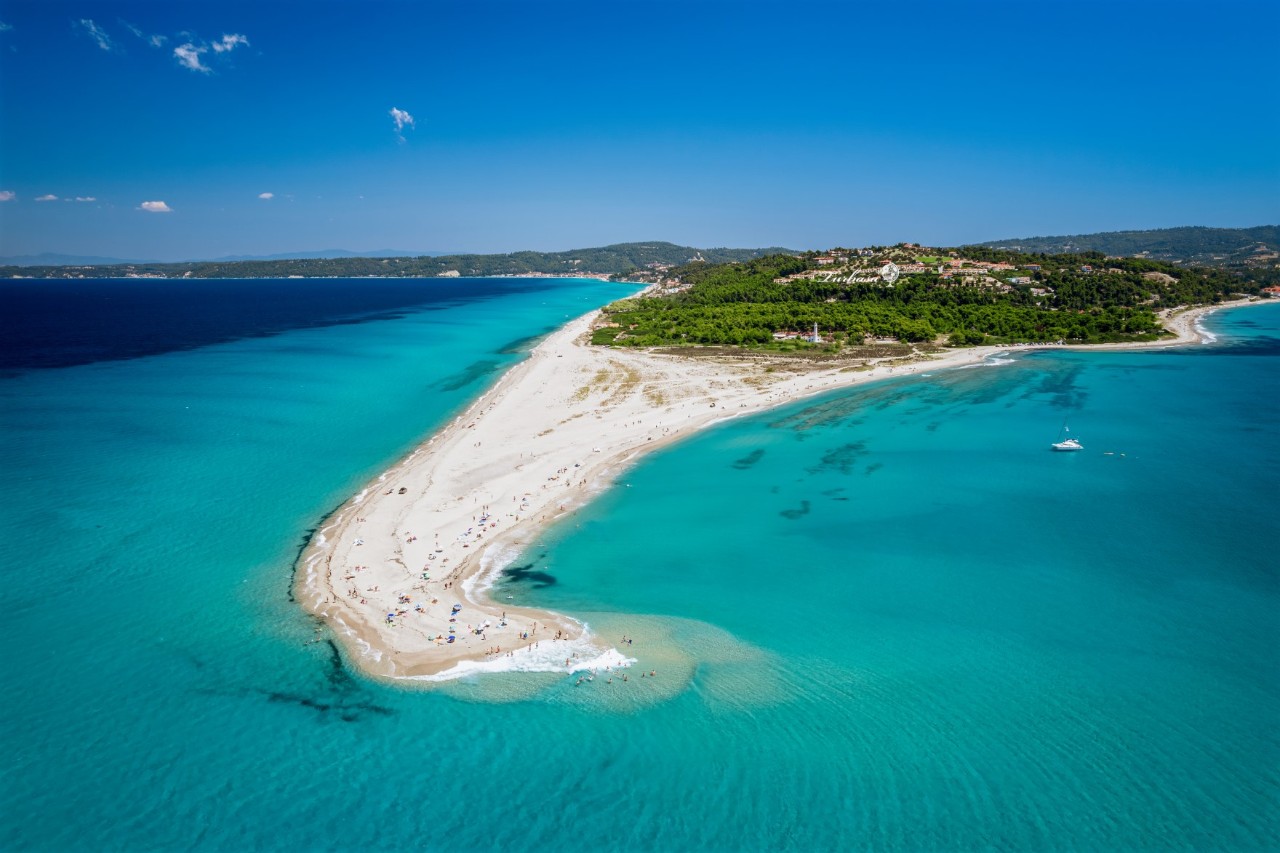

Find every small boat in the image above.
[1051,421,1083,452]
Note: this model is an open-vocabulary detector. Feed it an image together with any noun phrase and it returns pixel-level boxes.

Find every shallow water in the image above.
[2,287,1276,851]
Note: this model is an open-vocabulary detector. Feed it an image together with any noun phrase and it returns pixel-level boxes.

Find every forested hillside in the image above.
[593,245,1264,349]
[978,225,1279,270]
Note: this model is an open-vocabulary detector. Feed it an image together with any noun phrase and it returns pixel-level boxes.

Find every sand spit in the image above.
[296,296,1261,682]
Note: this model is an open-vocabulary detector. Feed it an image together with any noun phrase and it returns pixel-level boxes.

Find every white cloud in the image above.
[113,27,248,73]
[258,192,274,200]
[35,194,58,202]
[0,21,13,33]
[121,20,167,48]
[390,107,415,132]
[139,200,172,213]
[173,42,209,73]
[0,190,14,201]
[173,33,248,73]
[78,19,115,52]
[75,196,98,202]
[390,107,415,142]
[211,33,248,53]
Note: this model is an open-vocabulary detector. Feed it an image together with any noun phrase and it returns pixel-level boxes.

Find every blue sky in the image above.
[1,0,1276,260]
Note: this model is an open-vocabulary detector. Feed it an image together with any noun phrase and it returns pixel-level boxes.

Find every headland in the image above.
[296,295,1258,683]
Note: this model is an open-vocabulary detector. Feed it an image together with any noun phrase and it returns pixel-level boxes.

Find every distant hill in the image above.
[209,248,445,262]
[976,225,1279,268]
[0,241,799,279]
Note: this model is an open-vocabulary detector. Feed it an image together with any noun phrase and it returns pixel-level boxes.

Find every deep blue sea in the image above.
[2,279,1277,852]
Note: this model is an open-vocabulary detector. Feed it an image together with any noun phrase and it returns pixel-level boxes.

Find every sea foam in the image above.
[404,629,636,683]
[1194,312,1218,344]
[465,541,524,597]
[960,354,1016,369]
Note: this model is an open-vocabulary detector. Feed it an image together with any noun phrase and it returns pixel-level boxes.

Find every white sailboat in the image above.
[1051,422,1083,452]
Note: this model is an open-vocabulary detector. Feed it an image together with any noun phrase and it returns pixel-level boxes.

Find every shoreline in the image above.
[295,296,1266,684]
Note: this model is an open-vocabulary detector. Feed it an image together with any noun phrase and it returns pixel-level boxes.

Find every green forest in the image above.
[592,248,1264,349]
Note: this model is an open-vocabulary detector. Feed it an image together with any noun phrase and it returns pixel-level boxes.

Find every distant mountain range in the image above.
[976,225,1278,268]
[0,241,798,279]
[208,249,447,262]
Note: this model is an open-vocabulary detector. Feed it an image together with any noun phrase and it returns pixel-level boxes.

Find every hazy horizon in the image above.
[4,223,1280,268]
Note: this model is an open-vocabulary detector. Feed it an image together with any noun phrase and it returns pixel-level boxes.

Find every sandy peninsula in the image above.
[296,293,1261,682]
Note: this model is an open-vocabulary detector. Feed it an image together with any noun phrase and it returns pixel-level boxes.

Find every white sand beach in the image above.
[296,294,1260,682]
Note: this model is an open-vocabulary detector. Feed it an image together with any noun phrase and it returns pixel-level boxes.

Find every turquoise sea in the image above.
[1,280,1277,852]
